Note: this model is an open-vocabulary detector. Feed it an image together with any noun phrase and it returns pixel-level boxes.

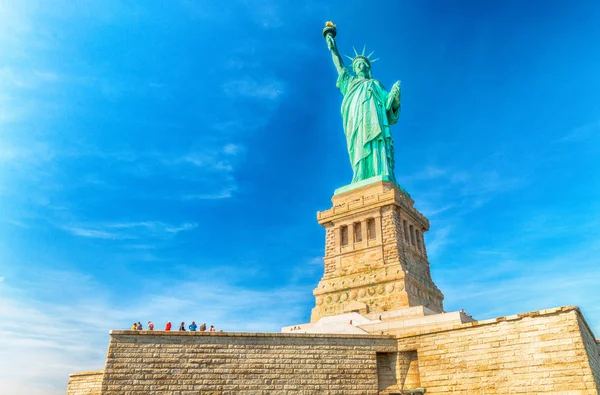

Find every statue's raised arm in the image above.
[323,22,345,75]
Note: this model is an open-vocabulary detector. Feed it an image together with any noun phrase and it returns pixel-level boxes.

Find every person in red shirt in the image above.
[165,321,172,331]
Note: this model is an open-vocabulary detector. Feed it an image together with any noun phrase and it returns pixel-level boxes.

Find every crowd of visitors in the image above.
[130,320,221,332]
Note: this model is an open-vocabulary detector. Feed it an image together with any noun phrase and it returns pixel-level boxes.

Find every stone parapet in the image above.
[100,331,397,395]
[70,306,600,394]
[107,329,394,339]
[394,306,600,394]
[66,370,103,395]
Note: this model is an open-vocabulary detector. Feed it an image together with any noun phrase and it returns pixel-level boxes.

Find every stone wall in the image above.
[395,306,599,394]
[577,311,600,390]
[66,371,103,395]
[100,331,397,394]
[72,307,600,394]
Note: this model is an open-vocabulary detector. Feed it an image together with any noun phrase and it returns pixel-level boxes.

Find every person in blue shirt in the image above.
[189,321,198,331]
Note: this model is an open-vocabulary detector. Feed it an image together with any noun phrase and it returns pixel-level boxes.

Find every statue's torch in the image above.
[323,21,337,39]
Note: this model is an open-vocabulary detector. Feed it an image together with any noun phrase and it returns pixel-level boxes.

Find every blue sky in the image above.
[1,0,600,393]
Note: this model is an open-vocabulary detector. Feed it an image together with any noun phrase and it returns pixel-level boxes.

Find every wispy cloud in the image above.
[0,267,311,395]
[400,161,527,261]
[61,221,198,239]
[555,120,600,143]
[438,240,600,330]
[417,202,455,218]
[245,1,283,29]
[425,226,452,260]
[223,143,242,155]
[288,256,324,283]
[399,166,447,183]
[179,153,233,172]
[182,186,237,200]
[62,227,126,240]
[223,78,285,100]
[457,170,522,197]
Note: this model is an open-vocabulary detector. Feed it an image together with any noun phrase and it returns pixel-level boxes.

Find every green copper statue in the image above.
[324,22,401,184]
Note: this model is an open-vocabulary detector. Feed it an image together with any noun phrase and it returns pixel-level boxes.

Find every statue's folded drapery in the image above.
[337,68,400,183]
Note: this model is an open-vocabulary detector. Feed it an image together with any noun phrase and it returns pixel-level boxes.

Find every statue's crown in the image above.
[352,55,371,66]
[345,46,379,68]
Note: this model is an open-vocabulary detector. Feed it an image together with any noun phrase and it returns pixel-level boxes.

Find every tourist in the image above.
[189,321,198,331]
[209,325,216,332]
[179,322,186,331]
[131,323,136,330]
[136,322,143,330]
[148,321,154,330]
[165,321,172,331]
[200,323,206,332]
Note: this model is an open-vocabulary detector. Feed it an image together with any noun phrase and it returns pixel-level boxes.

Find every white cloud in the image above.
[61,221,198,239]
[436,239,600,333]
[153,149,239,175]
[401,161,527,260]
[223,143,242,155]
[556,120,600,143]
[399,166,447,183]
[417,203,454,218]
[62,227,125,240]
[0,67,62,90]
[223,78,285,100]
[425,226,452,261]
[308,256,323,265]
[163,222,198,233]
[182,186,237,200]
[0,267,311,395]
[458,170,522,197]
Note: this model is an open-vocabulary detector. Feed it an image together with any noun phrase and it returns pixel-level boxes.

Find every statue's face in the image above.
[353,59,371,78]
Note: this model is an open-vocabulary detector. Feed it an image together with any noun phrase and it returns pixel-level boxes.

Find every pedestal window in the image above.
[340,225,349,246]
[354,222,363,243]
[367,218,376,240]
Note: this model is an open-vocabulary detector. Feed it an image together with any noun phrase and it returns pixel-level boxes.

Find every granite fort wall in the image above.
[101,331,397,394]
[394,306,599,394]
[66,371,103,395]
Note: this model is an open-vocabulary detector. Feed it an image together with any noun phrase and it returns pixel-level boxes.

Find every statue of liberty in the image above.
[324,22,401,185]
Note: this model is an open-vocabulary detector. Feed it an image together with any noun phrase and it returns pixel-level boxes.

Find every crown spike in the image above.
[344,55,354,62]
[367,50,375,59]
[353,46,359,57]
[370,58,380,63]
[362,45,366,56]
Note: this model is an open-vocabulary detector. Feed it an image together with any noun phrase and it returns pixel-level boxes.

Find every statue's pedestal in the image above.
[333,175,409,196]
[310,180,444,323]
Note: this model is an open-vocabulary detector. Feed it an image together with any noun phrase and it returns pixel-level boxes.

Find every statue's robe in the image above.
[337,68,400,183]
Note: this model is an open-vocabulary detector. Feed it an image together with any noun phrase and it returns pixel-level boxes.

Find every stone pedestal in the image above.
[310,180,444,322]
